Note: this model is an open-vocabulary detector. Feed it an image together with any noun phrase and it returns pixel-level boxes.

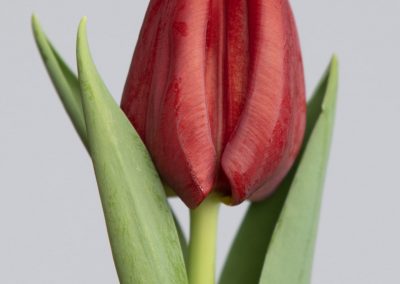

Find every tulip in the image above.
[121,0,306,208]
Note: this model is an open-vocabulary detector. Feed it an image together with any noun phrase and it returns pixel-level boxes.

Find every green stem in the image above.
[188,195,220,284]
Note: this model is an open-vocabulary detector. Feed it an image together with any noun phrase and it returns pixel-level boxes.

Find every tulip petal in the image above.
[122,0,307,206]
[121,0,166,138]
[224,0,250,146]
[122,0,217,208]
[221,0,306,204]
[219,56,338,284]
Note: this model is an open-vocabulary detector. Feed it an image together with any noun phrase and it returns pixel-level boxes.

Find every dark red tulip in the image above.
[121,0,306,208]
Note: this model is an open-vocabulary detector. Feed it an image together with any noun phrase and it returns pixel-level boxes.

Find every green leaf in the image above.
[219,56,339,284]
[31,15,88,150]
[219,178,294,284]
[76,17,188,284]
[32,15,188,272]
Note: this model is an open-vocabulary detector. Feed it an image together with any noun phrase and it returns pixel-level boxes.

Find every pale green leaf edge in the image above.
[174,213,189,266]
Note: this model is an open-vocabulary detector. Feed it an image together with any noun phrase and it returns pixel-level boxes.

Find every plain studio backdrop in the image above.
[1,0,399,283]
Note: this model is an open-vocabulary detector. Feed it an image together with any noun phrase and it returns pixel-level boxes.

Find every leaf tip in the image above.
[31,13,42,39]
[77,16,88,46]
[31,13,38,27]
[330,54,339,76]
[76,16,91,77]
[320,55,339,112]
[79,16,88,29]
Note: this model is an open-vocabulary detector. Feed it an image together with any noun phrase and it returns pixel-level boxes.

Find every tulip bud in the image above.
[121,0,306,208]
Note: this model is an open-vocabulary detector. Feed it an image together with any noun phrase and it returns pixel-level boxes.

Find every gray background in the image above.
[1,0,399,283]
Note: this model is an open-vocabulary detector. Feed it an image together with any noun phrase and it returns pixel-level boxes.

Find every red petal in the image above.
[205,0,250,155]
[122,0,217,208]
[221,0,306,204]
[121,0,165,139]
[224,0,249,146]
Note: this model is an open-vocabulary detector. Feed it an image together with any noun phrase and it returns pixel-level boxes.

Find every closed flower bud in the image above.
[121,0,306,208]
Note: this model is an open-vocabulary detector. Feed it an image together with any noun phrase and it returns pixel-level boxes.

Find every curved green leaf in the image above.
[32,15,188,271]
[76,17,188,284]
[219,56,339,284]
[32,15,88,150]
